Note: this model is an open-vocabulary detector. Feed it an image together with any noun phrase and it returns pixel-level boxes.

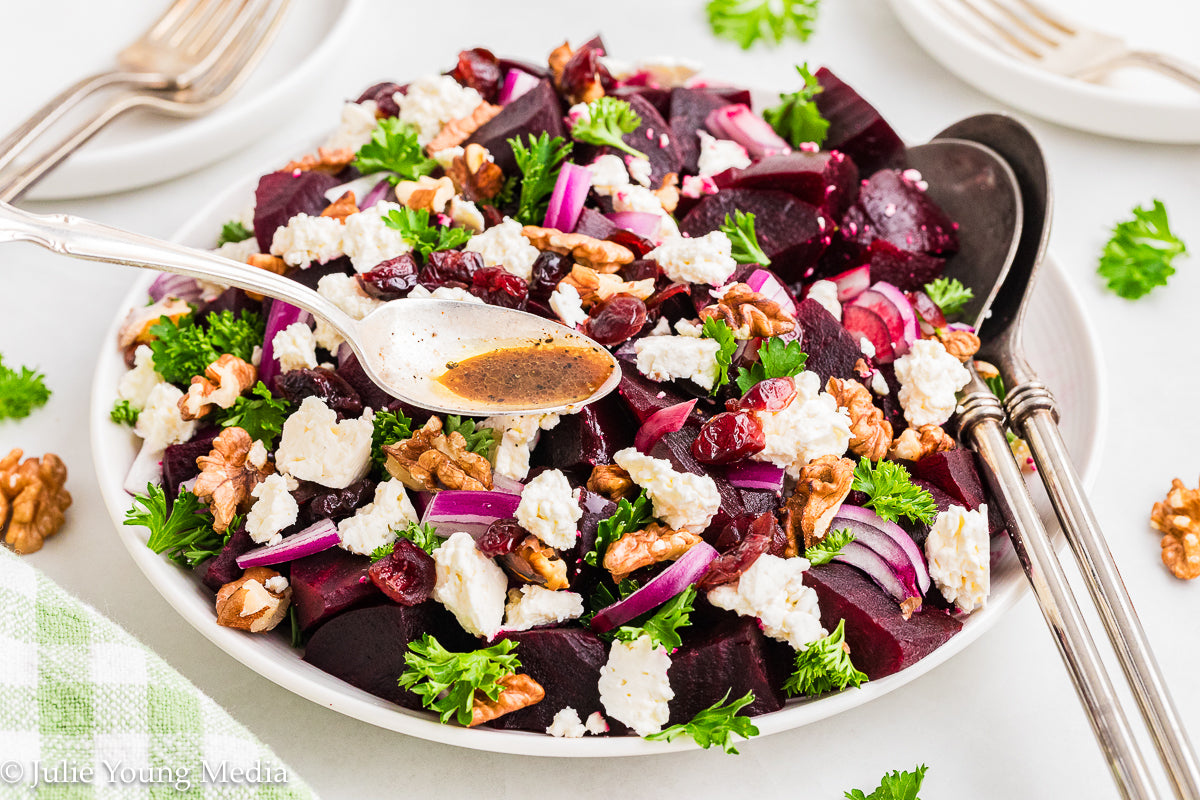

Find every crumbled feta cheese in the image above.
[134,383,196,450]
[464,217,540,281]
[706,554,826,649]
[871,371,890,395]
[646,231,737,286]
[680,174,719,199]
[613,447,721,533]
[806,279,842,321]
[858,336,876,359]
[274,397,373,489]
[672,319,704,338]
[587,154,630,196]
[337,478,419,555]
[407,284,485,303]
[752,371,852,478]
[633,335,721,391]
[546,707,588,738]
[481,412,561,480]
[926,504,990,613]
[396,74,483,145]
[341,201,412,273]
[322,100,379,152]
[432,531,508,639]
[516,469,582,549]
[597,635,674,736]
[313,273,385,351]
[585,711,609,735]
[270,213,344,267]
[504,585,584,631]
[117,345,161,411]
[697,130,751,177]
[610,184,679,240]
[264,575,289,594]
[893,338,971,427]
[246,440,269,470]
[246,473,300,545]
[448,197,485,233]
[648,317,672,336]
[215,236,261,264]
[272,322,318,373]
[549,283,588,328]
[431,145,464,171]
[626,156,653,187]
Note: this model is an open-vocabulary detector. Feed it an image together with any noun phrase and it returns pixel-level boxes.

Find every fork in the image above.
[943,0,1200,92]
[0,0,292,203]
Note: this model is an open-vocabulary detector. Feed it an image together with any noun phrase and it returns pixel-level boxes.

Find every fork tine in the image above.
[179,0,247,55]
[165,0,240,49]
[1010,0,1076,36]
[144,0,208,41]
[946,0,1046,60]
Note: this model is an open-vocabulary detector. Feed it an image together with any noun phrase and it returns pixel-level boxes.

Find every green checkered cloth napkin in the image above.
[0,548,316,800]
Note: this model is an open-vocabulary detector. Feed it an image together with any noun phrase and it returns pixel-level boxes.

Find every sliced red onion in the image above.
[336,342,354,368]
[704,104,790,159]
[498,68,541,105]
[831,505,930,597]
[360,178,391,210]
[148,273,204,304]
[258,300,310,390]
[725,460,785,492]
[605,211,661,240]
[236,519,339,568]
[832,540,919,611]
[869,281,918,354]
[829,265,871,302]
[745,268,797,316]
[591,541,718,633]
[421,489,522,539]
[543,162,591,232]
[948,322,976,333]
[634,399,697,454]
[490,474,525,495]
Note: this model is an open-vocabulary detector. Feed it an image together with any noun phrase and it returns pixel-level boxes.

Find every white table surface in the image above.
[3,0,1199,797]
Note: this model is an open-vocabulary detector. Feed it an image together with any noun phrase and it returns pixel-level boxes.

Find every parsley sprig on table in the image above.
[148,310,264,386]
[922,276,974,317]
[353,117,438,182]
[213,382,291,448]
[568,97,646,159]
[735,336,808,394]
[845,764,928,800]
[398,635,521,726]
[370,521,441,561]
[706,0,821,49]
[510,132,574,225]
[124,484,230,568]
[804,527,855,566]
[443,415,496,457]
[0,356,51,421]
[784,620,868,697]
[371,408,413,471]
[720,210,771,266]
[763,64,829,148]
[382,207,472,260]
[701,317,738,393]
[216,220,253,247]
[851,458,937,525]
[611,585,697,651]
[645,689,759,754]
[1097,199,1188,299]
[585,490,653,568]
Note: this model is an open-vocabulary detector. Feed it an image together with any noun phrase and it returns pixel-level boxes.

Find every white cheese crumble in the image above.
[546,707,588,738]
[585,711,609,734]
[117,345,161,411]
[516,469,582,550]
[247,440,269,471]
[272,322,318,373]
[859,336,877,359]
[134,383,196,451]
[752,371,852,478]
[263,575,289,594]
[274,397,373,489]
[549,283,588,328]
[673,318,704,337]
[613,447,721,533]
[463,216,540,281]
[697,130,751,177]
[871,371,890,396]
[246,473,300,546]
[893,338,971,427]
[395,74,483,145]
[337,478,419,556]
[313,273,385,351]
[646,231,737,286]
[481,412,561,481]
[597,635,674,736]
[633,335,721,392]
[432,531,508,639]
[806,279,842,321]
[926,504,990,613]
[587,154,630,196]
[406,284,486,303]
[504,585,584,632]
[341,201,412,273]
[648,317,672,336]
[626,156,653,187]
[215,236,261,264]
[269,213,344,267]
[610,184,679,241]
[322,100,379,152]
[706,554,826,649]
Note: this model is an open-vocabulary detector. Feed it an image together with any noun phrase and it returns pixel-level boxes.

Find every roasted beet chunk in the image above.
[669,87,752,174]
[419,249,483,289]
[470,266,528,309]
[692,412,766,464]
[289,547,380,631]
[489,628,614,733]
[813,68,906,175]
[357,254,420,299]
[584,295,647,346]
[465,80,567,174]
[794,298,869,383]
[713,150,860,217]
[849,170,959,256]
[368,538,437,605]
[162,430,218,499]
[451,48,502,103]
[253,171,342,253]
[197,524,256,591]
[274,368,362,418]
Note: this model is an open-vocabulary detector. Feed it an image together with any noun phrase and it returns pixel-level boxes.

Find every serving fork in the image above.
[0,0,292,203]
[941,0,1200,92]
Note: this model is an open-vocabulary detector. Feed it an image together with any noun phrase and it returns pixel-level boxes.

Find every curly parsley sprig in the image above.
[720,210,771,266]
[735,336,808,395]
[216,220,253,247]
[706,0,821,49]
[370,521,441,561]
[353,117,438,183]
[510,132,574,225]
[110,400,140,427]
[645,689,759,753]
[585,490,653,568]
[443,415,496,457]
[851,458,937,525]
[0,356,51,421]
[148,310,264,387]
[804,527,855,566]
[398,635,521,726]
[611,585,697,652]
[125,484,230,568]
[701,317,738,394]
[371,408,413,471]
[1097,199,1188,300]
[382,207,472,260]
[568,97,646,159]
[845,764,929,800]
[762,64,829,148]
[922,276,973,317]
[213,382,291,449]
[784,619,868,697]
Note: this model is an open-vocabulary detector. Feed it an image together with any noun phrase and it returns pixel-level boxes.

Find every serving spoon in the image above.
[0,201,620,417]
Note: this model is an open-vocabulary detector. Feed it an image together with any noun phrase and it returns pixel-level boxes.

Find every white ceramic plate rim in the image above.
[89,155,1107,759]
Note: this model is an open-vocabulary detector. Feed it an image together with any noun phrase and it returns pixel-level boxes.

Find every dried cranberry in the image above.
[368,538,437,606]
[355,82,403,117]
[621,259,660,283]
[729,377,797,413]
[303,478,377,524]
[477,518,525,557]
[559,43,612,103]
[584,295,647,346]
[606,229,655,258]
[274,368,362,418]
[419,249,483,289]
[450,48,502,103]
[692,411,766,464]
[700,525,771,589]
[908,288,947,328]
[528,251,573,301]
[357,254,420,300]
[470,267,529,309]
[714,514,757,551]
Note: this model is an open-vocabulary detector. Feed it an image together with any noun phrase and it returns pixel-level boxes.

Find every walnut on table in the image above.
[889,423,956,462]
[1150,478,1200,580]
[383,416,493,492]
[586,464,637,502]
[0,448,71,555]
[522,226,635,273]
[193,427,272,534]
[215,567,292,632]
[699,283,796,340]
[179,354,257,420]
[558,264,655,308]
[782,455,855,556]
[468,673,545,727]
[603,523,703,584]
[827,377,893,461]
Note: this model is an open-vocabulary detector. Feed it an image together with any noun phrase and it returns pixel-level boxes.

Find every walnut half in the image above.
[179,354,257,420]
[383,416,493,492]
[522,226,635,273]
[782,455,855,556]
[1150,477,1200,580]
[193,427,272,533]
[827,377,892,461]
[889,424,956,462]
[468,673,545,727]
[586,464,636,502]
[603,523,703,583]
[215,567,291,632]
[558,264,655,308]
[699,283,796,339]
[499,534,569,591]
[0,448,71,555]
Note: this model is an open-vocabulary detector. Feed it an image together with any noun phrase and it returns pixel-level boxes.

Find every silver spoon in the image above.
[0,202,620,417]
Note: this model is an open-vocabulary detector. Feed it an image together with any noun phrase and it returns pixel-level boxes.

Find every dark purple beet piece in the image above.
[851,170,960,255]
[274,368,362,418]
[253,170,342,253]
[667,615,787,723]
[794,298,868,383]
[813,68,906,175]
[714,151,859,217]
[282,258,354,292]
[618,94,681,186]
[534,393,634,473]
[803,562,962,679]
[466,79,566,174]
[616,368,698,424]
[296,477,377,526]
[303,603,475,711]
[610,85,671,119]
[669,87,752,174]
[911,449,1005,534]
[335,352,394,412]
[571,489,617,568]
[864,239,946,291]
[162,429,217,499]
[290,547,380,631]
[355,82,402,117]
[573,207,619,240]
[197,524,255,591]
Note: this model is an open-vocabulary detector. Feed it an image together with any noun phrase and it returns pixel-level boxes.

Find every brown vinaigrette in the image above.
[437,344,613,406]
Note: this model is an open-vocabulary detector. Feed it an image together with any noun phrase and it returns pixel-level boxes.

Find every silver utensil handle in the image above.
[1007,378,1200,800]
[957,374,1158,800]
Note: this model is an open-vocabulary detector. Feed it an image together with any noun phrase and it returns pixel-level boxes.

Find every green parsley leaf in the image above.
[217,220,253,247]
[701,317,738,393]
[369,521,441,563]
[706,0,821,49]
[1098,199,1188,299]
[720,210,771,266]
[844,764,929,800]
[288,606,305,648]
[762,64,829,148]
[148,310,264,387]
[353,117,438,182]
[110,399,140,427]
[784,619,868,697]
[213,382,291,448]
[804,527,855,566]
[509,132,574,225]
[735,336,808,394]
[984,373,1006,402]
[922,276,974,317]
[584,490,653,568]
[851,458,937,525]
[125,484,229,568]
[371,408,413,471]
[381,207,472,261]
[645,689,759,753]
[582,577,640,627]
[443,415,496,457]
[568,97,646,159]
[398,635,521,726]
[612,585,697,651]
[0,356,51,420]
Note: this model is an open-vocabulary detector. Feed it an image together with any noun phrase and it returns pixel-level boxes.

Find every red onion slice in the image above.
[590,541,719,633]
[831,505,930,595]
[828,265,871,302]
[605,211,662,240]
[498,68,540,105]
[148,273,204,304]
[724,460,785,492]
[745,268,797,316]
[634,399,697,454]
[704,104,790,159]
[543,162,591,232]
[258,300,310,390]
[236,519,339,568]
[421,489,522,539]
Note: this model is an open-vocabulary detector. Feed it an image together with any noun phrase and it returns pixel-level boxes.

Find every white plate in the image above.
[90,165,1107,758]
[887,0,1200,143]
[3,0,362,200]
